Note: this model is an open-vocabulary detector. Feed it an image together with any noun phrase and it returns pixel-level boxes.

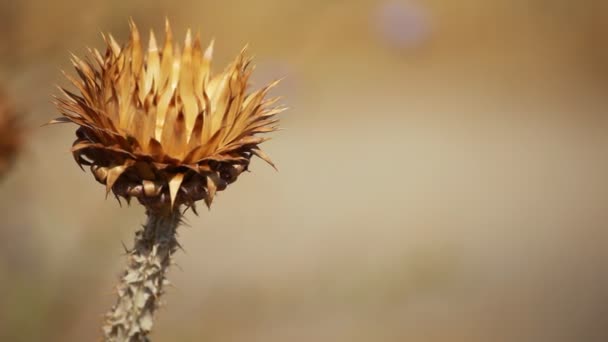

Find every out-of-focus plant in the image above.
[0,89,21,179]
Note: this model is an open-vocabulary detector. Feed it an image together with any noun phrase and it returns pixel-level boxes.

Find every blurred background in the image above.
[1,0,607,341]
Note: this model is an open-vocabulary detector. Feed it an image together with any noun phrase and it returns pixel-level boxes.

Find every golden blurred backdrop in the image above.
[0,0,607,341]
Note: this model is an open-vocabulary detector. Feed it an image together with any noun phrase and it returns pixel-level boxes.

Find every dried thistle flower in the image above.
[50,19,285,341]
[51,19,284,209]
[0,90,21,178]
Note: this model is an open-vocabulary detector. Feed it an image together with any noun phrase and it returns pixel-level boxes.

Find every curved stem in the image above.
[103,205,182,341]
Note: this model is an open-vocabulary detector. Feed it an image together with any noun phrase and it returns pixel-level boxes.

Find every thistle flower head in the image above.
[51,20,285,208]
[0,90,21,178]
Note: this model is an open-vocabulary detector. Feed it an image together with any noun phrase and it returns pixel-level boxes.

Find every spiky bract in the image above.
[52,20,284,208]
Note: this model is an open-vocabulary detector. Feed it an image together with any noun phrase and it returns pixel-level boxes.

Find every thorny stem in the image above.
[103,205,182,341]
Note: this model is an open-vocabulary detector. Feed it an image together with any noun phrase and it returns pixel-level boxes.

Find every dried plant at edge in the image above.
[0,90,21,178]
[50,19,285,341]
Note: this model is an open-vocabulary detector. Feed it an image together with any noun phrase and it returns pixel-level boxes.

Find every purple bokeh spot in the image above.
[373,1,432,50]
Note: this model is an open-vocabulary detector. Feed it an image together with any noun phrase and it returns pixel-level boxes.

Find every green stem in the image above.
[103,205,182,341]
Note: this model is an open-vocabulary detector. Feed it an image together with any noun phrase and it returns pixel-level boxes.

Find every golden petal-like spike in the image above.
[155,86,174,140]
[240,43,249,55]
[199,87,212,143]
[220,79,247,143]
[187,112,204,149]
[192,32,203,95]
[258,105,288,119]
[126,104,146,145]
[107,34,122,57]
[105,85,121,126]
[158,19,174,92]
[106,164,129,196]
[220,106,238,144]
[157,36,180,139]
[251,147,278,171]
[184,28,192,48]
[149,29,159,51]
[70,56,97,95]
[145,30,161,96]
[217,136,269,155]
[160,97,179,152]
[226,70,243,120]
[179,29,198,133]
[203,39,214,62]
[262,96,282,108]
[129,19,143,75]
[170,46,181,91]
[140,93,157,150]
[264,78,283,94]
[208,72,230,137]
[204,175,217,208]
[171,111,188,159]
[226,91,266,143]
[249,125,279,135]
[91,47,104,66]
[183,145,205,164]
[200,39,214,85]
[61,70,94,103]
[199,128,223,160]
[168,173,185,209]
[46,117,72,125]
[144,30,161,96]
[240,88,266,115]
[164,17,171,34]
[245,117,280,132]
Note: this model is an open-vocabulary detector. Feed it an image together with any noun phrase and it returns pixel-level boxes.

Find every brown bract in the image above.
[0,91,20,178]
[51,20,285,209]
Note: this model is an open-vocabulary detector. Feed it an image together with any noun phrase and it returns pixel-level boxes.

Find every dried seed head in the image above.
[51,20,285,208]
[0,90,21,178]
